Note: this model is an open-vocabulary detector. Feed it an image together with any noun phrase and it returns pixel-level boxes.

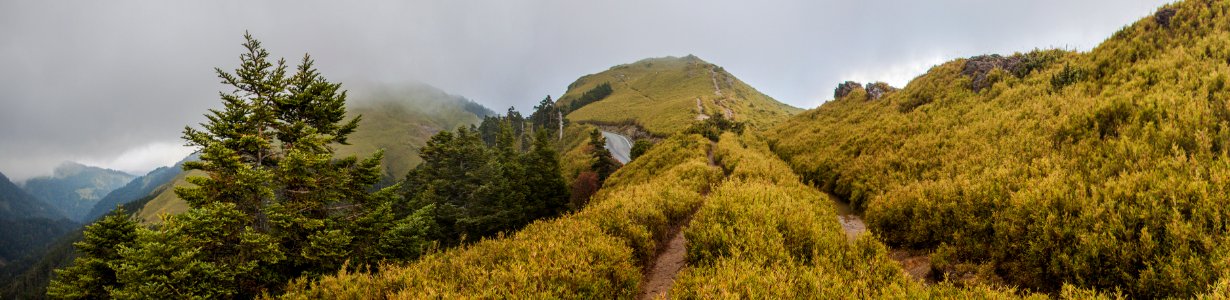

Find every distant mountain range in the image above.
[0,171,75,270]
[22,162,134,223]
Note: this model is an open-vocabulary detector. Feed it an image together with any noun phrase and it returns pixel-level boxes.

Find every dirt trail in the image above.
[637,142,719,300]
[707,68,735,120]
[637,215,695,300]
[695,98,710,121]
[826,193,932,283]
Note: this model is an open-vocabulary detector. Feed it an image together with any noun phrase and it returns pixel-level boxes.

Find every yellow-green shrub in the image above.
[674,132,1037,298]
[280,134,721,298]
[766,1,1230,297]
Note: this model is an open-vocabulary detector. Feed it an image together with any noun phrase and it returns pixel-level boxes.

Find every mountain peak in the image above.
[559,56,800,136]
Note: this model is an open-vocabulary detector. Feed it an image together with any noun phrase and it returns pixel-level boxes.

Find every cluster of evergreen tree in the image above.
[46,34,572,299]
[528,96,564,140]
[569,129,622,209]
[402,113,569,247]
[563,82,613,112]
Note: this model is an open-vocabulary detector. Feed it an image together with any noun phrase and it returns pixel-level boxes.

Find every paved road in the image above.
[601,131,633,164]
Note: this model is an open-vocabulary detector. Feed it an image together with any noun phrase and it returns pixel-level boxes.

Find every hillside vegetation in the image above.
[289,125,1144,298]
[768,0,1230,297]
[131,83,488,224]
[558,56,800,136]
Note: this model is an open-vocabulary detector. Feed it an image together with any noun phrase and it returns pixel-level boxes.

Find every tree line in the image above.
[46,34,615,299]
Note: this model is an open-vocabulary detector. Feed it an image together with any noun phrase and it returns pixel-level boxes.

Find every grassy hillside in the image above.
[338,83,490,181]
[558,56,801,136]
[284,128,1126,298]
[767,0,1230,297]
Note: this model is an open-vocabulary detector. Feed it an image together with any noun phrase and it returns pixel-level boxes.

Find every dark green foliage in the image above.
[1012,49,1065,78]
[529,96,564,139]
[0,228,82,300]
[0,171,75,283]
[684,113,745,142]
[630,140,653,160]
[588,129,621,184]
[403,124,570,246]
[46,208,136,299]
[48,33,406,298]
[1050,62,1085,91]
[566,82,613,112]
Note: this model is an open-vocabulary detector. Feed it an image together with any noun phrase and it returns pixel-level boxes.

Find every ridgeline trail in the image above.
[637,141,719,299]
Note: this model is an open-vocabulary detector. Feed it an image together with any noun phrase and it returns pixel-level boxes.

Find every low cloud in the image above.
[0,0,1172,180]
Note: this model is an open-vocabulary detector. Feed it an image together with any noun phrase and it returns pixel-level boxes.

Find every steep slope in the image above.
[22,162,135,222]
[768,0,1230,297]
[83,155,194,222]
[338,82,491,182]
[557,55,800,136]
[0,171,75,269]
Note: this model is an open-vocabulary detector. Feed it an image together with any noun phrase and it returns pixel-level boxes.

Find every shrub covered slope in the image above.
[769,0,1230,297]
[557,56,800,136]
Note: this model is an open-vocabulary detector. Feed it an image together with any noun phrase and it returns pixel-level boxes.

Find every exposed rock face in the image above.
[865,82,897,100]
[1155,7,1176,28]
[834,81,863,99]
[961,54,1024,93]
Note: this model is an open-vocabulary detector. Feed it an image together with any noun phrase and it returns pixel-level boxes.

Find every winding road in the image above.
[601,131,633,164]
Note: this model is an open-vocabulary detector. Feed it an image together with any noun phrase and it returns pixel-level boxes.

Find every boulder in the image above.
[865,82,897,100]
[961,54,1023,93]
[1155,7,1176,28]
[834,81,863,99]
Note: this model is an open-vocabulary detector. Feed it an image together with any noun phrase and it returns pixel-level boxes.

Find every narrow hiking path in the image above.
[695,98,710,121]
[637,142,719,300]
[825,192,933,283]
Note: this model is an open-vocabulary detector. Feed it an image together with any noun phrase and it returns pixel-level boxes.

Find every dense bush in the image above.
[673,132,1043,298]
[768,1,1230,297]
[281,134,722,298]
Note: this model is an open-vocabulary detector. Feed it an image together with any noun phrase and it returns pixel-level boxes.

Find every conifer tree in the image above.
[523,130,569,218]
[46,208,137,299]
[588,129,621,184]
[529,95,562,139]
[103,33,398,298]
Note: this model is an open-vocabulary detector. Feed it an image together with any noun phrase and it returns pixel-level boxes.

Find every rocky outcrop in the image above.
[1155,7,1176,28]
[865,82,897,100]
[834,81,863,99]
[961,54,1025,93]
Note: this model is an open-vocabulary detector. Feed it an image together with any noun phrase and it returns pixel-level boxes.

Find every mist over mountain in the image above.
[22,162,134,222]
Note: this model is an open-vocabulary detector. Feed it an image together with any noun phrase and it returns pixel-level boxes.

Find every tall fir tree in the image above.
[588,128,621,185]
[529,95,562,140]
[46,208,137,299]
[522,130,569,218]
[88,33,402,298]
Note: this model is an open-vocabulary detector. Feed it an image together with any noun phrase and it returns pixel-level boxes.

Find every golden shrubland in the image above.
[768,0,1230,297]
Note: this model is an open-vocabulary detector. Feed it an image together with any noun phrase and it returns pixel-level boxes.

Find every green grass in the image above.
[558,56,801,136]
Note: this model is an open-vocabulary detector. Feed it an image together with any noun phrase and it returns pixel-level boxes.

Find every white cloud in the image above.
[841,56,950,89]
[79,141,193,176]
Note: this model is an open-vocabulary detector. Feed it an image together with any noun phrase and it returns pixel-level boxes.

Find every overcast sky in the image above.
[0,0,1172,181]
